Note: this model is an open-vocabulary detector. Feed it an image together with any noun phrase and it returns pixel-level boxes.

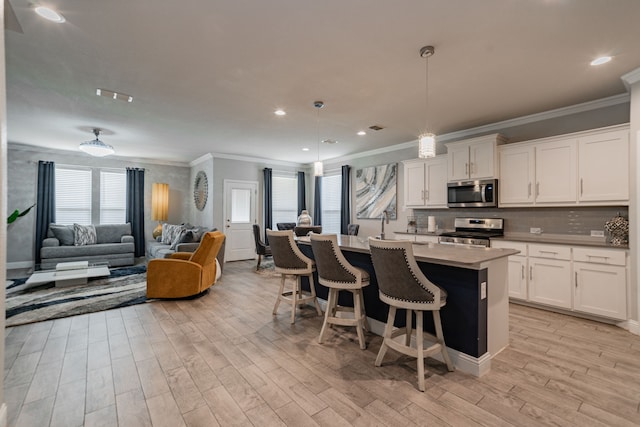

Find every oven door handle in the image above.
[480,184,487,203]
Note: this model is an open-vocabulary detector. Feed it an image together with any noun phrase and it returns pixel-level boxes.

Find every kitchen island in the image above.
[297,235,519,377]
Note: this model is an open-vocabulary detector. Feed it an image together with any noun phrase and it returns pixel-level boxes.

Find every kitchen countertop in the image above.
[495,232,629,249]
[297,234,519,269]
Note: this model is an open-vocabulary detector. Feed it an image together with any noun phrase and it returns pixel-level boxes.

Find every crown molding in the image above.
[209,152,304,168]
[325,93,630,164]
[621,67,640,90]
[189,153,213,167]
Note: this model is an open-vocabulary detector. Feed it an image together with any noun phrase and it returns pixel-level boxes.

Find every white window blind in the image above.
[100,170,126,224]
[272,174,298,227]
[321,173,341,234]
[55,167,92,225]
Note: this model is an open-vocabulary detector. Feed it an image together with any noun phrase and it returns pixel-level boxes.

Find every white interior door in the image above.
[223,180,258,262]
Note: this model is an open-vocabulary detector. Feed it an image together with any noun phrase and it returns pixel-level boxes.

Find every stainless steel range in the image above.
[438,217,504,248]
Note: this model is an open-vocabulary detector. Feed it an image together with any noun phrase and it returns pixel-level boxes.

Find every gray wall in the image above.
[7,144,191,266]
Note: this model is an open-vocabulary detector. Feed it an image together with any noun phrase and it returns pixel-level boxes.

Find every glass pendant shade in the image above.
[418,133,436,158]
[314,161,323,177]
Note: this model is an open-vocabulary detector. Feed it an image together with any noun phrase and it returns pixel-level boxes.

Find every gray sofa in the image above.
[41,223,135,269]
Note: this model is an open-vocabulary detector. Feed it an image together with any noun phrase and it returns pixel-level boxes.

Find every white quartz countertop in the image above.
[297,235,519,269]
[496,232,628,249]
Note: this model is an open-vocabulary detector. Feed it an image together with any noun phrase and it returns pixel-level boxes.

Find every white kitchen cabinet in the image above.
[573,247,627,320]
[491,240,527,300]
[578,129,629,203]
[535,138,577,204]
[526,244,572,310]
[499,144,535,205]
[446,134,506,182]
[402,156,447,208]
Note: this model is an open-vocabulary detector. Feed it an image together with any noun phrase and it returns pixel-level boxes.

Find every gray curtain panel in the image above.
[263,168,272,241]
[313,176,322,225]
[126,168,145,257]
[35,161,56,264]
[297,171,306,215]
[340,165,351,235]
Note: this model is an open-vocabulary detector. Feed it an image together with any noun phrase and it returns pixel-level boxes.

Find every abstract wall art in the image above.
[355,163,397,219]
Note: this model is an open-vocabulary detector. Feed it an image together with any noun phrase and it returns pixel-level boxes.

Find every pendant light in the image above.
[313,101,324,176]
[418,45,436,159]
[79,128,115,157]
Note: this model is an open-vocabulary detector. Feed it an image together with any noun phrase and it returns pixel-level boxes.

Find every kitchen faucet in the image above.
[380,210,389,239]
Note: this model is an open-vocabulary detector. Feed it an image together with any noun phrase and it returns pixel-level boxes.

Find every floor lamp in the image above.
[152,183,169,239]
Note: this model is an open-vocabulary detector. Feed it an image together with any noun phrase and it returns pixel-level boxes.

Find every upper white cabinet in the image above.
[402,156,448,208]
[578,129,629,203]
[446,134,506,182]
[498,125,629,207]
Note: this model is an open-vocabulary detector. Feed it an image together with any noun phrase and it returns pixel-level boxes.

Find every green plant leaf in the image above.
[7,209,19,224]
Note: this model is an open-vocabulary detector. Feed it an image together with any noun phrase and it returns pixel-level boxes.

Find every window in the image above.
[321,173,341,234]
[100,170,126,224]
[272,174,298,226]
[55,167,92,225]
[55,166,126,225]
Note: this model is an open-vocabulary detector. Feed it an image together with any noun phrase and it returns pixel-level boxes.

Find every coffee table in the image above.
[26,261,111,288]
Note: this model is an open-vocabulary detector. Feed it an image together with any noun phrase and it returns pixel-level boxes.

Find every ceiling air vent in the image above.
[96,88,133,103]
[369,125,384,131]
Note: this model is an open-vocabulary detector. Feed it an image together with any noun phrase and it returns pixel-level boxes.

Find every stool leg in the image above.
[290,275,300,324]
[309,273,323,316]
[256,254,262,271]
[353,289,366,350]
[416,310,425,392]
[405,309,413,346]
[319,288,337,344]
[433,310,454,371]
[375,306,396,367]
[273,274,285,315]
[358,291,370,331]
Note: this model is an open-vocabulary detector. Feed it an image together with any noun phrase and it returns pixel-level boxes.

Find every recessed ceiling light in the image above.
[590,56,612,66]
[357,131,366,136]
[302,148,309,151]
[34,6,66,23]
[96,88,133,103]
[274,109,286,116]
[323,139,338,144]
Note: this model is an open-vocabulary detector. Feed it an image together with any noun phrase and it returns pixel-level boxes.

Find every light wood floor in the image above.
[5,259,640,426]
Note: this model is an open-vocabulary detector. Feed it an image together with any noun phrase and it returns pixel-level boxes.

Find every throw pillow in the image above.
[161,223,184,245]
[50,224,75,246]
[170,228,190,250]
[73,224,97,246]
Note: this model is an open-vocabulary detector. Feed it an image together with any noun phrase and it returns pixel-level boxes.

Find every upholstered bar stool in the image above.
[266,229,323,324]
[310,233,370,349]
[368,237,454,391]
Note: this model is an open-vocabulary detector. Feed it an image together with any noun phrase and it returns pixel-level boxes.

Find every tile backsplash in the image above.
[413,206,628,236]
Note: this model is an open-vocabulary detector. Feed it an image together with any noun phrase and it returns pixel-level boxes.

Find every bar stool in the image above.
[266,229,323,324]
[310,233,370,349]
[368,237,454,391]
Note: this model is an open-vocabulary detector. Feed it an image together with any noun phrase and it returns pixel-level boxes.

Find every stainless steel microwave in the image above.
[447,179,498,208]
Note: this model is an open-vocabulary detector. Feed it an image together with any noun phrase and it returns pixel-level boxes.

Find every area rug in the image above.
[5,265,148,327]
[255,259,279,277]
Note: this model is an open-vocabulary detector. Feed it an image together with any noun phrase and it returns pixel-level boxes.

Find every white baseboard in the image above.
[620,319,640,335]
[6,261,34,270]
[0,403,7,427]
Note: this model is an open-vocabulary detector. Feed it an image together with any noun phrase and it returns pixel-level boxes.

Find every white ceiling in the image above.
[5,0,640,165]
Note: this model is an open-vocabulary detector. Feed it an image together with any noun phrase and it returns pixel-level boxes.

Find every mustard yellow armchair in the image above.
[147,230,225,298]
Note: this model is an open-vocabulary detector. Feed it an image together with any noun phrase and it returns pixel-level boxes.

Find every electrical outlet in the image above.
[481,282,487,300]
[530,227,542,234]
[591,230,605,237]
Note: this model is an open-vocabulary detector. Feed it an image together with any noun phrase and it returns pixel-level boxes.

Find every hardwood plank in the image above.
[115,388,152,427]
[275,401,321,427]
[59,348,87,386]
[245,403,288,427]
[24,359,63,403]
[202,385,253,426]
[83,404,118,427]
[182,405,221,427]
[85,365,115,413]
[165,365,208,414]
[49,378,86,427]
[14,395,55,427]
[112,354,142,396]
[145,391,187,427]
[136,356,171,399]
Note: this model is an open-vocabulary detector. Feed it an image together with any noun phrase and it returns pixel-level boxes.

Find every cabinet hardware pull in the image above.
[539,250,558,255]
[580,178,583,196]
[529,266,533,281]
[575,272,578,288]
[528,182,531,197]
[536,182,540,196]
[465,163,469,175]
[521,265,525,280]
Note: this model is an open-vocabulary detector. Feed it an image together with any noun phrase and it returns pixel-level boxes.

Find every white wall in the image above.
[1,0,8,422]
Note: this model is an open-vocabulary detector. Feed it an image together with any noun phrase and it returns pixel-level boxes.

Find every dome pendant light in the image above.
[79,128,115,157]
[313,101,324,176]
[418,45,436,159]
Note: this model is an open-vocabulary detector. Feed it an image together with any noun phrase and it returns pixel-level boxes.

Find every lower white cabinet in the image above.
[573,247,627,320]
[491,240,628,321]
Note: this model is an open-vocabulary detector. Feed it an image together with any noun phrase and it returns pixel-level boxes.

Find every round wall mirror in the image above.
[193,171,208,211]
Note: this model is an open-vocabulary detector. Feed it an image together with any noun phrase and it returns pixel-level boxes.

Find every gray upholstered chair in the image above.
[294,225,322,236]
[347,223,360,236]
[310,233,370,349]
[368,237,454,391]
[253,224,271,270]
[276,222,296,231]
[266,229,323,324]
